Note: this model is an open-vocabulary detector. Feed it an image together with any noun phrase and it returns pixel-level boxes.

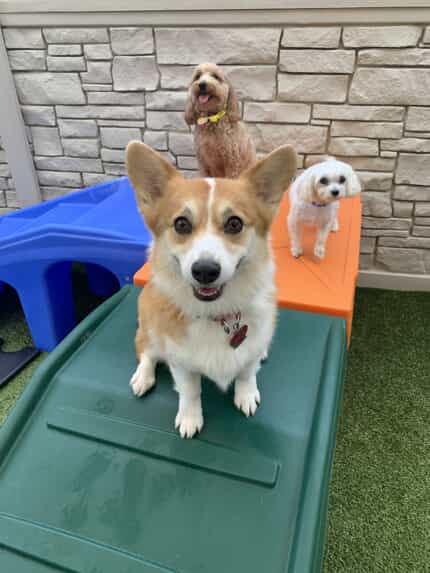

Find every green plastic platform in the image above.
[0,286,346,573]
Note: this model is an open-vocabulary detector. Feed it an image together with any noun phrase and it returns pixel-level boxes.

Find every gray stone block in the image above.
[244,102,310,123]
[80,61,112,84]
[84,44,112,60]
[83,173,117,186]
[415,203,430,216]
[38,170,82,187]
[360,236,376,254]
[313,104,404,121]
[101,148,125,163]
[376,247,426,273]
[82,83,113,92]
[146,91,188,111]
[159,65,194,89]
[35,156,103,172]
[146,111,188,131]
[360,171,393,191]
[155,28,280,64]
[8,50,46,71]
[381,138,430,153]
[144,131,168,150]
[103,163,127,175]
[21,106,56,126]
[393,201,414,217]
[225,66,276,101]
[343,26,422,47]
[249,124,327,154]
[328,137,379,156]
[406,107,430,131]
[56,106,145,120]
[43,28,109,44]
[396,154,430,185]
[4,28,44,49]
[282,27,340,48]
[177,156,199,170]
[168,132,194,155]
[112,56,159,91]
[358,48,430,67]
[393,186,430,201]
[48,44,82,56]
[87,91,145,105]
[331,121,403,139]
[111,28,154,55]
[279,74,348,103]
[63,138,100,158]
[58,119,98,138]
[47,56,86,72]
[350,68,430,105]
[361,192,392,217]
[100,127,141,149]
[15,73,85,105]
[31,126,63,156]
[279,50,355,74]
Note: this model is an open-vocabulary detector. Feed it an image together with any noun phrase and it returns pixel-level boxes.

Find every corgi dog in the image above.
[126,142,297,438]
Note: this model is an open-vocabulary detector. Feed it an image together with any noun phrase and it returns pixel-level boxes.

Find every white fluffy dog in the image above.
[288,158,361,260]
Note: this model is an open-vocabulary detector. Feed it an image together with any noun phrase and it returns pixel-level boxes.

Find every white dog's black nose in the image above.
[198,81,207,93]
[192,259,221,284]
[331,189,340,197]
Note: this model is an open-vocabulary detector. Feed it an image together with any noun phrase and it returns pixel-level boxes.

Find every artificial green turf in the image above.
[324,288,430,573]
[0,284,429,571]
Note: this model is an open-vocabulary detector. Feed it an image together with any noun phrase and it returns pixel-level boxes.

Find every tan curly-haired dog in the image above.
[184,63,256,178]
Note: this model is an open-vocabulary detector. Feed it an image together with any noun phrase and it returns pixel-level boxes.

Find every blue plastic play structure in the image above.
[0,177,151,352]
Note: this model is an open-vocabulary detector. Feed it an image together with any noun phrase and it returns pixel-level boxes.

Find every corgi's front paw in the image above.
[234,385,261,417]
[290,245,303,258]
[130,362,155,397]
[175,404,204,439]
[314,244,326,259]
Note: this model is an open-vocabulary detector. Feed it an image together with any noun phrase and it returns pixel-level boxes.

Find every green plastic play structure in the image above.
[0,286,346,572]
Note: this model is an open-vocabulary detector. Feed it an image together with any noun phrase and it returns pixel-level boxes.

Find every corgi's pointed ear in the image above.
[126,141,178,211]
[242,145,297,212]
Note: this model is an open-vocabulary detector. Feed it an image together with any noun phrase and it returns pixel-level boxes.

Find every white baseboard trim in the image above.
[358,270,430,292]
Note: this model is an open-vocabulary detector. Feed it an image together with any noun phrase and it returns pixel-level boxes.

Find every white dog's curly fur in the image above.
[287,158,361,260]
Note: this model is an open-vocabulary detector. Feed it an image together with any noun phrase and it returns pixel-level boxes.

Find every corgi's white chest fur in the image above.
[163,288,274,390]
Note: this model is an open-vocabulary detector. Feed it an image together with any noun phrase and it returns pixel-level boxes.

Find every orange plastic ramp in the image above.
[134,193,361,344]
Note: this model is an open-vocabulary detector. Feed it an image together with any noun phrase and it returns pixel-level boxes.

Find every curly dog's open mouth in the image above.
[198,94,212,104]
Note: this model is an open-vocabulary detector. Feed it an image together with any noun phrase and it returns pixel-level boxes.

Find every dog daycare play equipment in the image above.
[135,192,362,344]
[0,285,346,573]
[0,177,151,352]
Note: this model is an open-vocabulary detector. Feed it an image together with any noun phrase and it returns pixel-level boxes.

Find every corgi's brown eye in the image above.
[339,175,346,184]
[224,216,243,235]
[320,177,329,185]
[174,217,192,235]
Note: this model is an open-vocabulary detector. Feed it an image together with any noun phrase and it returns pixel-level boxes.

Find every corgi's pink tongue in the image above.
[198,94,210,104]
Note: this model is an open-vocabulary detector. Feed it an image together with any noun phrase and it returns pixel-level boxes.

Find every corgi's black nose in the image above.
[192,259,221,284]
[199,81,207,93]
[331,189,340,197]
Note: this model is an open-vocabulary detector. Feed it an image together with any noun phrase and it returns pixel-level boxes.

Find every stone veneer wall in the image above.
[1,25,430,274]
